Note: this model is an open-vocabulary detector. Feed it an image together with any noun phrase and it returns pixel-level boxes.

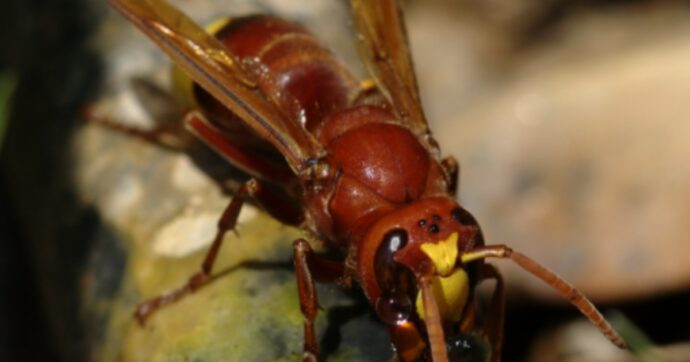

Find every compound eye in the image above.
[374,228,413,326]
[450,207,478,226]
[382,228,408,254]
[375,229,409,287]
[450,207,484,248]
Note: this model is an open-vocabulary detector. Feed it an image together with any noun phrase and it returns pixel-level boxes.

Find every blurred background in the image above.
[1,0,689,361]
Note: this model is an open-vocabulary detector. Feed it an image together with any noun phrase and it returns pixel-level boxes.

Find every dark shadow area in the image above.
[320,292,371,359]
[0,181,56,361]
[0,0,110,361]
[502,289,690,360]
[618,289,690,345]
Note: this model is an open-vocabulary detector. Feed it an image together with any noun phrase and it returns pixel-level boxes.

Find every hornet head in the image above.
[358,197,484,329]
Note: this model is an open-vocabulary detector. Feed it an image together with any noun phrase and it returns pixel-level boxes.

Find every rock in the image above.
[5,0,690,360]
[78,1,391,360]
[416,2,690,302]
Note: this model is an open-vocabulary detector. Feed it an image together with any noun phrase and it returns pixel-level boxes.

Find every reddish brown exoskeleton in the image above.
[105,0,627,361]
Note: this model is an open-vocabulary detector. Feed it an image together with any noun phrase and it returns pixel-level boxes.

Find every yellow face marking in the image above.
[417,233,469,322]
[420,232,459,277]
[415,268,469,322]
